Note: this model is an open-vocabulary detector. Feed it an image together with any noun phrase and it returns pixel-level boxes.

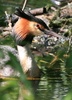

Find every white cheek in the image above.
[33,28,44,36]
[29,22,44,36]
[36,30,44,36]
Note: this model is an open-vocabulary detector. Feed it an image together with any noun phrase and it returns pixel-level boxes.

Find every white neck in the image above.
[17,44,40,77]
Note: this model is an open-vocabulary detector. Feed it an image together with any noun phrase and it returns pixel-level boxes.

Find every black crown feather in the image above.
[15,8,48,29]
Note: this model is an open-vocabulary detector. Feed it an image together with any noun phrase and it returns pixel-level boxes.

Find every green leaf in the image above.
[63,89,72,100]
[66,52,72,68]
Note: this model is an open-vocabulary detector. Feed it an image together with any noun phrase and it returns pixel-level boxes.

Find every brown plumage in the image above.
[13,18,30,40]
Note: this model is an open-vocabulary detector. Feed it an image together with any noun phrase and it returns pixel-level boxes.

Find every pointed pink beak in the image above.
[43,29,62,38]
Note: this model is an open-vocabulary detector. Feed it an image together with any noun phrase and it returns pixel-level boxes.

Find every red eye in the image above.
[37,24,40,28]
[37,24,42,30]
[36,24,44,31]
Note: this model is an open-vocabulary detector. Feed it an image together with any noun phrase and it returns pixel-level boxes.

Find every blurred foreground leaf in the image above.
[63,88,72,100]
[0,51,34,100]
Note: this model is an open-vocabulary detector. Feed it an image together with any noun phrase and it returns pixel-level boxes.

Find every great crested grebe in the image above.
[12,8,61,91]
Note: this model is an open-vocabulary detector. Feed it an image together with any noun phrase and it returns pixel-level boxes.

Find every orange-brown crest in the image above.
[13,18,30,40]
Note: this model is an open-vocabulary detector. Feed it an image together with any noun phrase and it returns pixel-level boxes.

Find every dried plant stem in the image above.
[22,0,28,11]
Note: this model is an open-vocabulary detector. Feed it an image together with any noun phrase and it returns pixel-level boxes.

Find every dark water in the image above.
[37,79,70,100]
